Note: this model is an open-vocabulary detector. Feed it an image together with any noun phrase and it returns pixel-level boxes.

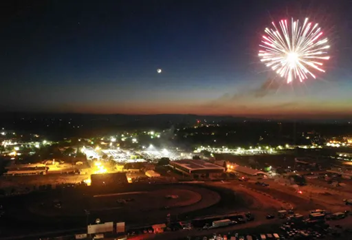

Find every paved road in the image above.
[209,181,290,211]
[128,181,285,240]
[257,178,350,212]
[128,179,352,240]
[128,216,280,240]
[229,175,349,213]
[307,178,352,196]
[0,228,85,240]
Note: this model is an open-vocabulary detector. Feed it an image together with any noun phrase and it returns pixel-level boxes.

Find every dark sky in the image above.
[0,0,352,117]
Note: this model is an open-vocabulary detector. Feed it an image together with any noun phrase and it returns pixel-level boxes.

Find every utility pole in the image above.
[84,209,90,232]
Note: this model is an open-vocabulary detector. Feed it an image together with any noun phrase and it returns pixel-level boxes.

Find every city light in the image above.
[9,151,17,156]
[195,146,278,155]
[84,179,91,186]
[94,161,107,174]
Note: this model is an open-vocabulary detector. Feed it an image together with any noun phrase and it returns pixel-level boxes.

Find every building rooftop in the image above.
[171,159,225,171]
[228,163,267,176]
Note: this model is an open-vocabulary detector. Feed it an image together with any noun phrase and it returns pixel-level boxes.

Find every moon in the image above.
[157,69,162,74]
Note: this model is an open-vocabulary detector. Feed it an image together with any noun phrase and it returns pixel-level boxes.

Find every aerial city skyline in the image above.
[1,1,352,240]
[0,0,351,118]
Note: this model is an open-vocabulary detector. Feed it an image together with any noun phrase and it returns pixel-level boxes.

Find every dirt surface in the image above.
[0,183,227,237]
[29,188,203,217]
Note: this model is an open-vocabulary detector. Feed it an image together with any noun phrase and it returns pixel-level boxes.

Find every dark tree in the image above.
[158,158,170,166]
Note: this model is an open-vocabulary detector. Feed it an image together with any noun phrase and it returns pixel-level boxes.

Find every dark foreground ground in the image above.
[0,183,248,238]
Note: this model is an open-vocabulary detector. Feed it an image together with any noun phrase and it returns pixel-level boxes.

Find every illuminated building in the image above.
[170,159,225,178]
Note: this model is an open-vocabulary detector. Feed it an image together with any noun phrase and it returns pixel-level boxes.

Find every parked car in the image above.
[266,214,275,219]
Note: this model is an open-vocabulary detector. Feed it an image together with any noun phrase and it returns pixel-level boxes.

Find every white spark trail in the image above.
[258,18,330,83]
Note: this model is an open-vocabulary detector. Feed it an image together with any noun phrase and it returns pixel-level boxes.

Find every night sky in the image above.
[1,0,352,118]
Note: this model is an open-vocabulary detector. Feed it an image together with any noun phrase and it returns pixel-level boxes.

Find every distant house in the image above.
[123,162,155,172]
[145,170,160,178]
[4,166,48,176]
[123,162,144,172]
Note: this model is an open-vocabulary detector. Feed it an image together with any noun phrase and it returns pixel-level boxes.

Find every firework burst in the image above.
[258,18,330,83]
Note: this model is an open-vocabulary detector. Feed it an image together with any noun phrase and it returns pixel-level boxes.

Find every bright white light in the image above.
[9,151,16,156]
[157,69,162,73]
[287,52,298,68]
[132,138,137,143]
[14,147,19,151]
[111,137,116,142]
[43,140,47,144]
[1,132,5,136]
